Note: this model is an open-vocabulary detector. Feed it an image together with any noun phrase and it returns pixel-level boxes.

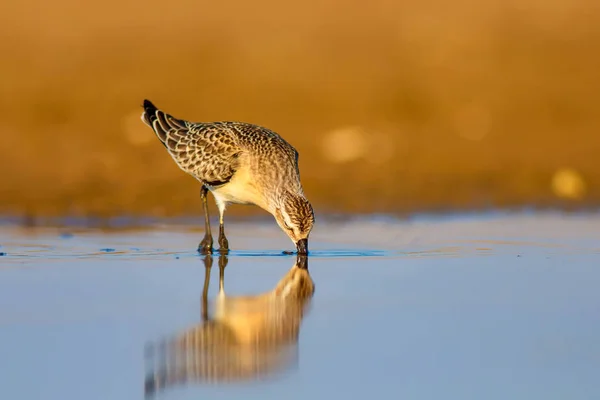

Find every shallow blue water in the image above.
[0,213,599,400]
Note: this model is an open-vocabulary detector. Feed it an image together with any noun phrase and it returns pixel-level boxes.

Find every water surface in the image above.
[0,212,599,400]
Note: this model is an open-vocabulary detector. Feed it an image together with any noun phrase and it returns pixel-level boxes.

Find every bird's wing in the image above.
[176,123,241,186]
[142,100,240,186]
[228,122,301,175]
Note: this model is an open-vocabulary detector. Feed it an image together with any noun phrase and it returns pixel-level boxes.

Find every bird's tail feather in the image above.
[141,99,187,145]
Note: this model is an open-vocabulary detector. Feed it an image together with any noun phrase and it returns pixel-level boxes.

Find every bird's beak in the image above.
[296,238,308,255]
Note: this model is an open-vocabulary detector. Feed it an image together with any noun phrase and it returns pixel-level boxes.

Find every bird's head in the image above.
[274,193,315,254]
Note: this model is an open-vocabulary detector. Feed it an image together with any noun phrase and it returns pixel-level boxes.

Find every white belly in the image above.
[209,167,266,210]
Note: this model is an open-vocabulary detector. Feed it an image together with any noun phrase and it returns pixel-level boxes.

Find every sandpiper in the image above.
[141,100,315,254]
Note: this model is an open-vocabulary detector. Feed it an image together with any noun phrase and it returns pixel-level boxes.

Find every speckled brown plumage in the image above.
[141,99,315,254]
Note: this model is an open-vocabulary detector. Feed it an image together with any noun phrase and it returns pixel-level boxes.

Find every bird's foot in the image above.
[198,236,214,255]
[197,245,213,255]
[218,236,229,255]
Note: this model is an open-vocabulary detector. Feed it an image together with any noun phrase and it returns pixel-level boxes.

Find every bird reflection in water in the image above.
[144,254,315,396]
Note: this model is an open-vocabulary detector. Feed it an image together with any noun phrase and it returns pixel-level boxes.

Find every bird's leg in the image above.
[217,204,229,254]
[201,255,213,321]
[198,185,213,254]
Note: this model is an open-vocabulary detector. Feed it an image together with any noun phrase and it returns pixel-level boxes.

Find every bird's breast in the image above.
[211,166,267,209]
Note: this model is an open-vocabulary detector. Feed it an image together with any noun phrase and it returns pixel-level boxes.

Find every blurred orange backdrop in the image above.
[1,0,599,219]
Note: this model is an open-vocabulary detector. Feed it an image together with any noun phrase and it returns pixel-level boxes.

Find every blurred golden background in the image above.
[1,0,599,220]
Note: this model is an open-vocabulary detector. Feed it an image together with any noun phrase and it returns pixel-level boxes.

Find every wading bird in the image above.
[141,100,314,254]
